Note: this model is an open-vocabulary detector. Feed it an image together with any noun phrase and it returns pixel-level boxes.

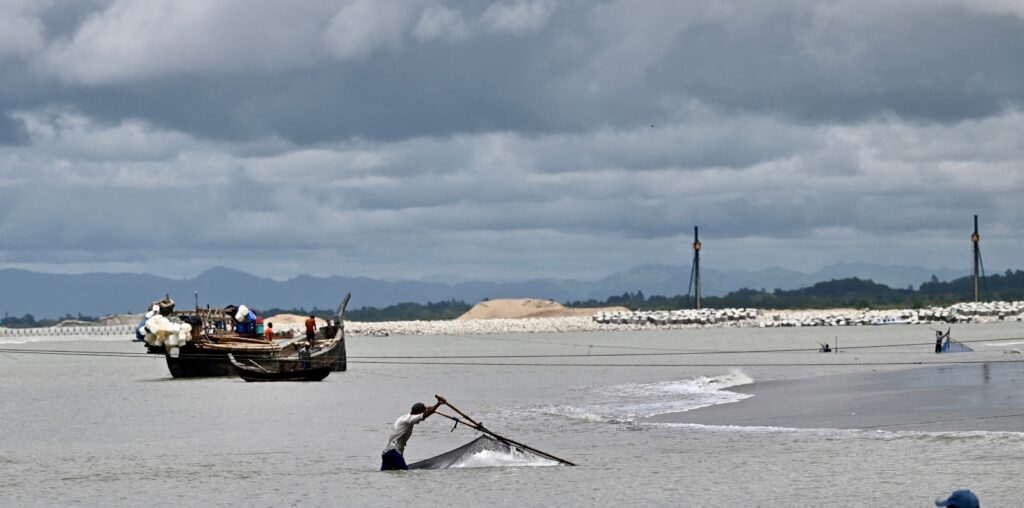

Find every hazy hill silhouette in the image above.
[0,263,967,318]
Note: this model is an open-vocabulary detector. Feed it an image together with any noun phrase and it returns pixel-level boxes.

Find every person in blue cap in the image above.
[935,489,979,508]
[380,396,447,471]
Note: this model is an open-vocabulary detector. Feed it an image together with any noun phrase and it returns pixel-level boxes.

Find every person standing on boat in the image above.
[264,322,274,342]
[935,330,944,353]
[305,315,316,345]
[381,396,447,471]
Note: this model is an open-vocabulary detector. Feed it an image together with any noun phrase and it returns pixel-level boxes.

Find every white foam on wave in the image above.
[448,449,559,468]
[540,370,754,424]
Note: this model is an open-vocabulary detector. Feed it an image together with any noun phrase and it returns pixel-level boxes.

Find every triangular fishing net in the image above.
[407,435,558,469]
[942,338,973,353]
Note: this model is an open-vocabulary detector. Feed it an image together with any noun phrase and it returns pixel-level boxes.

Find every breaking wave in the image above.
[539,370,754,424]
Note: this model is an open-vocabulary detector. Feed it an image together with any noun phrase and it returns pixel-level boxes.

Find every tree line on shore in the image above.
[3,271,1022,327]
[261,300,474,323]
[0,313,99,329]
[568,270,1024,311]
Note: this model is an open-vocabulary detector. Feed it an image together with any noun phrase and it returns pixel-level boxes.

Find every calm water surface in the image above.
[2,323,1023,506]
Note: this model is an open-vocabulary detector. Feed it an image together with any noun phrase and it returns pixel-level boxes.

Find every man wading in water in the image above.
[381,396,447,471]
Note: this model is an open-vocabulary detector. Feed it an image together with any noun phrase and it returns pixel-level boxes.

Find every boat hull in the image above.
[165,348,247,378]
[235,365,333,382]
[228,337,344,382]
[162,334,346,378]
[167,354,234,378]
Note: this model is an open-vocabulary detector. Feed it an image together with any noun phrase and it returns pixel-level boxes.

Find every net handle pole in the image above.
[437,397,482,426]
[433,407,577,466]
[435,411,474,428]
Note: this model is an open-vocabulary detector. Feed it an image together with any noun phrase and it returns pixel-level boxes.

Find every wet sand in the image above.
[649,361,1024,432]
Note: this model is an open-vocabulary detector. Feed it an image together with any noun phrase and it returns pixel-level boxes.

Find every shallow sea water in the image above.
[2,323,1023,506]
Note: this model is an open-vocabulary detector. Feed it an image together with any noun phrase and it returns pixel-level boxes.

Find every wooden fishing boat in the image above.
[227,336,344,382]
[144,294,350,378]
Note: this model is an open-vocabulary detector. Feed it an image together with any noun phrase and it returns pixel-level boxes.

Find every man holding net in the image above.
[381,395,447,471]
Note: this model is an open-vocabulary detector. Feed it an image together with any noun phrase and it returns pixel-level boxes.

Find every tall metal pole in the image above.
[693,226,701,310]
[972,215,980,302]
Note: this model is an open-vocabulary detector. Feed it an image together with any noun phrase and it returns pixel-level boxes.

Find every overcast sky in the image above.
[1,0,1022,281]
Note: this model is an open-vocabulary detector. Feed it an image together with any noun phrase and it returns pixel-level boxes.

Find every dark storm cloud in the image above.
[2,0,1024,279]
[1,1,1015,145]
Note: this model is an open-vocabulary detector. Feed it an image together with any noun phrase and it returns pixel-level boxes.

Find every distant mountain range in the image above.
[0,263,969,318]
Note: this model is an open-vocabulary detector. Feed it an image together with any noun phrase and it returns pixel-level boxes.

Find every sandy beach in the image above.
[647,361,1024,432]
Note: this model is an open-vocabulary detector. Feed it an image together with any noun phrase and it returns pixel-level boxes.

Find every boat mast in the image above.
[972,215,981,302]
[693,226,701,310]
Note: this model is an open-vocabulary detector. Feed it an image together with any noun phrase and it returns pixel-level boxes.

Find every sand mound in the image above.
[54,314,141,327]
[95,314,144,326]
[264,314,330,329]
[457,298,629,320]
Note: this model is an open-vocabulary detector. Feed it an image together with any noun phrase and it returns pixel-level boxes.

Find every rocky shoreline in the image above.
[347,300,1024,336]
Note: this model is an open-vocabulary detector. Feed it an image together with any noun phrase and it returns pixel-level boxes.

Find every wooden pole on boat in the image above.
[972,215,981,302]
[338,293,352,320]
[435,398,576,466]
[334,293,351,372]
[693,226,702,310]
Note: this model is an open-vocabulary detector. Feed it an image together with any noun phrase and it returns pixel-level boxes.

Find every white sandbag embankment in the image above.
[344,300,1024,336]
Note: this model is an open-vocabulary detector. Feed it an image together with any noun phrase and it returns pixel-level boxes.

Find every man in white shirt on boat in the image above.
[381,395,447,470]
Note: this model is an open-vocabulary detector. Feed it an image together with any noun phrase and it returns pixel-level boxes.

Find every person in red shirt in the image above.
[304,316,316,345]
[264,322,274,342]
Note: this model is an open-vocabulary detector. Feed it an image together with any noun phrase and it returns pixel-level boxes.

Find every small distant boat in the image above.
[228,336,345,382]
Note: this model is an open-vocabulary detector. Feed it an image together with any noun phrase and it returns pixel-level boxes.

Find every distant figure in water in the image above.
[819,343,831,353]
[264,322,274,342]
[381,396,447,471]
[935,489,979,508]
[936,330,945,353]
[305,315,317,344]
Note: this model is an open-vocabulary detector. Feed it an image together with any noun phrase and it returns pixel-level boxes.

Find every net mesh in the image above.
[942,339,973,353]
[407,435,558,469]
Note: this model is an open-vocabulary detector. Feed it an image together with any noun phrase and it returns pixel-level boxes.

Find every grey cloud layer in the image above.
[0,0,1022,279]
[5,1,1023,141]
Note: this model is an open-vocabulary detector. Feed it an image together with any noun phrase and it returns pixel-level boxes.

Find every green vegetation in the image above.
[0,313,99,329]
[261,299,472,323]
[567,270,1024,311]
[343,300,471,321]
[4,271,1022,325]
